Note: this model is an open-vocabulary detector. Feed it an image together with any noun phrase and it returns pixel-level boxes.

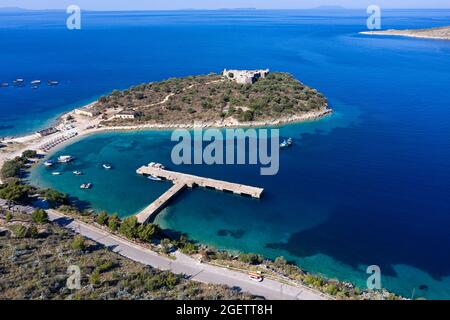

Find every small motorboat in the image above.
[30,80,41,86]
[80,183,92,189]
[58,155,74,163]
[102,164,112,170]
[280,138,293,149]
[73,171,82,175]
[47,80,59,86]
[52,172,61,176]
[148,175,162,181]
[13,79,25,87]
[44,160,54,167]
[148,162,165,169]
[0,82,8,88]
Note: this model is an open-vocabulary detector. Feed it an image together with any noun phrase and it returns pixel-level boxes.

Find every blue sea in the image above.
[2,9,450,299]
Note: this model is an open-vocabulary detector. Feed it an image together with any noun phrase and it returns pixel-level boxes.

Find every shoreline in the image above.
[0,103,332,183]
[359,28,450,40]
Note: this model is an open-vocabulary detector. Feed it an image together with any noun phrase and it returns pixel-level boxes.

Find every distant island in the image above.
[360,26,450,40]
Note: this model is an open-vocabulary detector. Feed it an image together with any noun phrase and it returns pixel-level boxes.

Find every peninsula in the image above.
[0,70,332,184]
[360,26,450,40]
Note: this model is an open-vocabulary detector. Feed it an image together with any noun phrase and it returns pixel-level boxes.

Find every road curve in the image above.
[0,199,326,300]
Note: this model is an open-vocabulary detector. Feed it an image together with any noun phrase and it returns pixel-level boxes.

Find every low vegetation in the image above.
[96,72,329,126]
[0,210,252,300]
[0,150,38,180]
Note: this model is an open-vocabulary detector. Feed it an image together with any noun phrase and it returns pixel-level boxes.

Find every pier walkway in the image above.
[136,183,186,224]
[135,164,264,224]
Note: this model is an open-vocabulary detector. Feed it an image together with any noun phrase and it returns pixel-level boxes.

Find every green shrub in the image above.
[304,275,325,287]
[241,110,254,122]
[137,223,160,242]
[325,284,339,296]
[145,271,180,291]
[41,189,69,207]
[5,211,12,222]
[119,216,139,239]
[180,242,197,255]
[108,214,120,231]
[0,160,22,179]
[71,235,87,251]
[95,259,116,273]
[10,224,28,238]
[95,211,109,225]
[0,181,30,203]
[22,150,38,159]
[90,269,101,286]
[27,226,38,238]
[32,209,48,224]
[238,253,263,265]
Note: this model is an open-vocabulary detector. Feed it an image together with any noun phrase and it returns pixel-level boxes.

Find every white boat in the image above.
[280,138,293,148]
[148,175,162,181]
[0,82,8,87]
[52,172,61,176]
[47,80,59,86]
[30,80,41,85]
[73,171,82,175]
[80,183,92,189]
[13,79,24,86]
[287,138,293,145]
[148,162,165,169]
[58,155,74,163]
[102,164,112,170]
[44,160,54,167]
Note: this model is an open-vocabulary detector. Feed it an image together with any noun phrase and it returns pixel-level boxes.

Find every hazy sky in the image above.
[1,0,448,10]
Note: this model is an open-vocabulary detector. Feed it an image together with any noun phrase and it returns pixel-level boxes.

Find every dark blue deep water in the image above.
[2,9,450,298]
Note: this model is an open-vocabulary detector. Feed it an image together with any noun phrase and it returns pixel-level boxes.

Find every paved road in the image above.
[0,200,326,300]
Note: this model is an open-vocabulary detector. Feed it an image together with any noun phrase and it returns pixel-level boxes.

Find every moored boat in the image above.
[102,164,112,170]
[73,171,82,175]
[148,175,162,181]
[0,82,8,87]
[58,155,74,163]
[13,79,25,86]
[148,162,165,169]
[51,172,61,176]
[80,183,93,189]
[47,80,59,86]
[44,160,54,167]
[30,80,41,86]
[280,138,293,148]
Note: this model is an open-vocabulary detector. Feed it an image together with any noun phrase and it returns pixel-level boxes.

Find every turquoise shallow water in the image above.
[3,9,450,299]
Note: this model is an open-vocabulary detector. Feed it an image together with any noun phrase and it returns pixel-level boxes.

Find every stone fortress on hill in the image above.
[222,69,270,84]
